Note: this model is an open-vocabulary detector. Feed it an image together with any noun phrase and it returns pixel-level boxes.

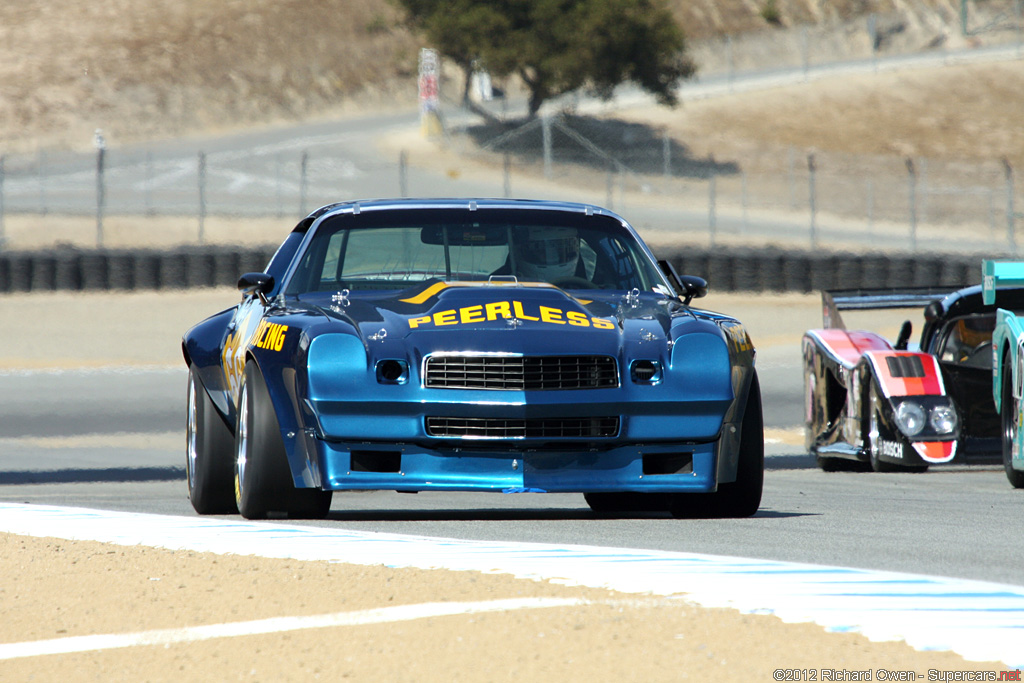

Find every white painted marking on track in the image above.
[2,503,1023,667]
[0,597,587,661]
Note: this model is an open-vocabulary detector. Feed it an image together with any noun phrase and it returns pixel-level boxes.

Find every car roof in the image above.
[937,284,1024,319]
[301,198,624,228]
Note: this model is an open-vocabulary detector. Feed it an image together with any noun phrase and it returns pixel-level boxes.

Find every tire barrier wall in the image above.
[0,245,986,294]
[0,246,278,294]
[663,247,984,293]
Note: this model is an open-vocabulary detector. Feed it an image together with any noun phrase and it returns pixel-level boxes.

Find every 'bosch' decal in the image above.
[875,439,904,460]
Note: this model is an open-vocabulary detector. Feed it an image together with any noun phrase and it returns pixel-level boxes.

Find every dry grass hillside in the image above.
[0,0,416,151]
[1,0,1022,166]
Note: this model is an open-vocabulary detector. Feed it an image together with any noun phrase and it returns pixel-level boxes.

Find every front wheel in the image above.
[670,370,764,518]
[234,361,332,519]
[1001,367,1024,489]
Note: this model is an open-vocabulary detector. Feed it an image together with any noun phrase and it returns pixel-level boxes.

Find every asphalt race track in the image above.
[2,342,1023,588]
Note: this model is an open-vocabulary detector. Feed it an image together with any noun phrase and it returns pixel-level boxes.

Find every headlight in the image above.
[929,405,958,434]
[895,401,926,436]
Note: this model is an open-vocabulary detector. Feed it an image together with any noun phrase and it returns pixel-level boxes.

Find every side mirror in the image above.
[238,272,275,304]
[657,259,708,305]
[678,275,709,305]
[895,320,912,350]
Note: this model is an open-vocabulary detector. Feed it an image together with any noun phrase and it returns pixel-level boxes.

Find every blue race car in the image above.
[182,199,762,519]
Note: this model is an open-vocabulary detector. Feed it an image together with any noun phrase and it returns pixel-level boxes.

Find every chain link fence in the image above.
[439,111,1022,255]
[1,114,1019,256]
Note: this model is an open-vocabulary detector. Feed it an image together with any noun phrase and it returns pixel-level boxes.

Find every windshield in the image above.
[283,209,665,295]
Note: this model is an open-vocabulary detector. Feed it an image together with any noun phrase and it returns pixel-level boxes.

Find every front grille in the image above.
[424,355,618,390]
[426,416,620,439]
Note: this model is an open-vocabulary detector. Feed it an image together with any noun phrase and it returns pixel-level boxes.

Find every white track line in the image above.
[2,502,1023,667]
[0,597,586,661]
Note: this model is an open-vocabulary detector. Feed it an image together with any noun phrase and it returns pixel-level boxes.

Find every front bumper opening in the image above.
[351,449,402,473]
[642,451,693,475]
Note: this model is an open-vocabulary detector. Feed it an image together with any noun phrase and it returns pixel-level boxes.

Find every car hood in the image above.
[292,281,730,356]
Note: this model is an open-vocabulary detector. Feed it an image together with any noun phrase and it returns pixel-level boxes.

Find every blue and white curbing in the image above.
[1,502,1022,668]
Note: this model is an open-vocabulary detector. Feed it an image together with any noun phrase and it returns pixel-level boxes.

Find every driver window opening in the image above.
[938,314,995,369]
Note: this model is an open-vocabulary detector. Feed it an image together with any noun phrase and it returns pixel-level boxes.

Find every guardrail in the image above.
[0,245,988,294]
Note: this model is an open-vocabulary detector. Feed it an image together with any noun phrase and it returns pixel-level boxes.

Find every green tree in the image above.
[393,0,695,119]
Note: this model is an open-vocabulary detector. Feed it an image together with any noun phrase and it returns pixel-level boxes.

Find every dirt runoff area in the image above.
[0,287,1010,680]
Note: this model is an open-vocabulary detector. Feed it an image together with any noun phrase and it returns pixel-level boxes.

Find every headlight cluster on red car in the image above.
[893,399,958,438]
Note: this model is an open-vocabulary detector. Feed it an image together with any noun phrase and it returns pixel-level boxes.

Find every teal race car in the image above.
[987,260,1024,488]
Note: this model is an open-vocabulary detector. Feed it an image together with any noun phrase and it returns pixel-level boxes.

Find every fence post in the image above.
[542,116,553,180]
[788,146,796,210]
[906,157,917,251]
[741,169,748,231]
[801,27,810,79]
[145,151,154,216]
[39,149,47,217]
[1017,0,1023,58]
[808,154,817,249]
[299,151,309,216]
[868,13,878,71]
[94,130,106,248]
[1005,158,1017,253]
[726,36,735,91]
[606,163,614,210]
[503,152,511,198]
[662,130,671,184]
[275,153,284,218]
[399,150,408,198]
[709,174,717,247]
[0,154,5,249]
[198,151,207,244]
[866,178,874,231]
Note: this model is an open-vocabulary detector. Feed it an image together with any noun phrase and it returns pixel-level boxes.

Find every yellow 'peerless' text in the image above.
[408,300,614,330]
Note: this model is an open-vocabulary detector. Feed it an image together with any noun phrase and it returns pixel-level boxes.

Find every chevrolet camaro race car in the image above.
[183,198,763,519]
[803,276,1024,473]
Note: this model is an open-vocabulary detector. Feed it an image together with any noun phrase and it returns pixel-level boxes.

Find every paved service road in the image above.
[3,340,1023,588]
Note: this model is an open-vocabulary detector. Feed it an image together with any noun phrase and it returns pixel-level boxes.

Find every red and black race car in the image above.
[802,283,1024,472]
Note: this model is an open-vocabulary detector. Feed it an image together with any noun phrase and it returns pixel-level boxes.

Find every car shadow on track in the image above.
[0,467,186,485]
[319,508,811,522]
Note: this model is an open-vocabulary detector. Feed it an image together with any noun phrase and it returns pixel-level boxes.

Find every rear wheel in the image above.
[186,367,237,514]
[670,371,764,518]
[1001,367,1024,489]
[234,361,332,519]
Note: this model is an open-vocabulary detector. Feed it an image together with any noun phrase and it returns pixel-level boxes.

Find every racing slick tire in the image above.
[186,366,238,514]
[670,370,764,519]
[234,360,333,519]
[1001,366,1024,489]
[865,383,928,474]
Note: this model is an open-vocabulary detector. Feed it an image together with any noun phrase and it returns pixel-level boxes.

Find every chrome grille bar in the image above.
[425,355,618,390]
